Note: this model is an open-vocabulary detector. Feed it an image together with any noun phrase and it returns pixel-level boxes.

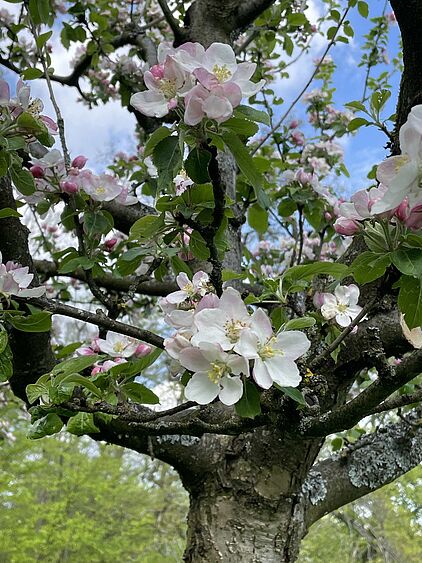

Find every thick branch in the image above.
[0,178,55,402]
[302,348,422,437]
[304,410,422,526]
[235,0,276,28]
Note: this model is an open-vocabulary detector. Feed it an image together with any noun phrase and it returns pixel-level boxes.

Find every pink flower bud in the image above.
[311,24,318,32]
[289,120,299,129]
[71,155,88,169]
[405,204,422,230]
[104,238,118,251]
[334,217,360,236]
[291,131,305,146]
[150,64,165,79]
[167,98,177,110]
[324,212,332,221]
[313,291,325,309]
[134,343,152,357]
[60,180,79,194]
[91,366,102,376]
[395,199,409,223]
[30,165,44,178]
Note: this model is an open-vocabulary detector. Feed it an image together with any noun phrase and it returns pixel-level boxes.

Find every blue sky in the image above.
[0,0,401,197]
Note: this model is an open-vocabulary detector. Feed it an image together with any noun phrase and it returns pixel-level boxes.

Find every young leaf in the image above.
[8,312,52,333]
[121,382,160,404]
[67,412,100,435]
[235,380,261,419]
[28,413,63,440]
[185,147,211,183]
[398,275,422,329]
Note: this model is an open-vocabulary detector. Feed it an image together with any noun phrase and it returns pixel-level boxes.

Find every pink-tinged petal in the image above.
[321,303,337,320]
[130,90,169,118]
[166,309,194,329]
[234,329,260,359]
[335,312,352,327]
[376,155,409,186]
[202,94,233,122]
[192,270,209,286]
[18,286,46,298]
[184,372,219,404]
[179,348,211,372]
[400,120,422,161]
[0,79,10,103]
[232,78,265,98]
[373,162,419,214]
[194,68,219,90]
[321,293,337,307]
[347,305,363,318]
[249,308,272,343]
[166,290,188,304]
[164,334,192,360]
[203,43,236,75]
[231,62,256,82]
[219,375,243,405]
[275,331,310,360]
[196,293,220,312]
[40,115,58,133]
[265,357,301,387]
[252,358,273,389]
[143,70,160,91]
[176,272,190,289]
[334,217,360,236]
[219,287,248,320]
[351,189,371,218]
[17,82,30,108]
[220,82,242,107]
[184,93,205,125]
[338,202,360,220]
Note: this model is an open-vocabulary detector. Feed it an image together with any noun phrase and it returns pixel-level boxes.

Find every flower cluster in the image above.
[162,272,310,405]
[0,79,57,134]
[27,149,138,205]
[335,105,422,235]
[77,331,152,375]
[314,284,362,327]
[0,252,45,299]
[130,42,265,125]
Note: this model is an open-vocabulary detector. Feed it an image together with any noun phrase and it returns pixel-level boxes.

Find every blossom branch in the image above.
[156,0,186,42]
[18,296,165,348]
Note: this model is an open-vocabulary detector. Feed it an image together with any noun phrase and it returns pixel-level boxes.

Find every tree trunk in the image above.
[184,486,306,562]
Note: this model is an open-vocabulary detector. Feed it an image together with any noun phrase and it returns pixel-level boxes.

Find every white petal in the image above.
[372,161,419,214]
[219,375,243,405]
[130,91,169,118]
[250,308,272,343]
[334,285,350,305]
[234,329,259,359]
[335,312,351,327]
[184,372,219,404]
[219,287,248,320]
[275,331,310,360]
[252,358,273,389]
[265,357,301,388]
[346,284,360,306]
[203,43,236,75]
[18,286,46,298]
[179,348,210,372]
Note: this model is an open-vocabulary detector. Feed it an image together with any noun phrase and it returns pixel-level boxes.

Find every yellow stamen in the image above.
[212,64,232,82]
[207,362,225,384]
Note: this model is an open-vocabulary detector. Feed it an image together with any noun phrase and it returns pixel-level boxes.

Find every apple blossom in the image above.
[165,271,210,305]
[0,252,45,298]
[236,309,310,389]
[97,331,140,358]
[318,285,362,327]
[174,169,194,195]
[372,105,422,213]
[180,342,247,405]
[191,287,250,350]
[77,171,123,202]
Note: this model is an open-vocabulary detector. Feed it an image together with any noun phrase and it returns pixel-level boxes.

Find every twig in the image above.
[156,0,185,42]
[367,387,422,415]
[252,5,351,155]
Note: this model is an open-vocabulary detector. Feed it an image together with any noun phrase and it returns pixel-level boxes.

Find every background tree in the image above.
[0,0,421,561]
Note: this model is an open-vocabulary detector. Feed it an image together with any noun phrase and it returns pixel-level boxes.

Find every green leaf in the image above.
[122,348,162,377]
[83,210,113,237]
[0,207,22,219]
[129,213,165,241]
[0,343,13,382]
[184,148,211,183]
[284,262,348,282]
[189,230,210,260]
[171,255,193,277]
[36,30,53,49]
[152,136,182,190]
[8,312,52,333]
[288,12,308,26]
[235,105,271,126]
[277,386,306,405]
[144,126,171,157]
[0,328,7,354]
[358,1,369,17]
[348,117,369,132]
[52,355,103,377]
[28,413,63,440]
[58,256,95,274]
[67,412,100,435]
[223,116,259,137]
[349,251,391,284]
[235,379,261,419]
[248,203,268,233]
[222,131,270,209]
[398,276,422,329]
[392,248,422,277]
[21,67,44,80]
[56,373,102,398]
[121,382,160,404]
[10,165,35,196]
[26,382,50,404]
[278,198,297,217]
[283,317,316,330]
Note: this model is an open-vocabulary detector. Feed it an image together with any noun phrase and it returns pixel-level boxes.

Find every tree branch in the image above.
[304,409,422,526]
[156,0,186,42]
[235,0,276,29]
[302,348,422,437]
[19,296,165,348]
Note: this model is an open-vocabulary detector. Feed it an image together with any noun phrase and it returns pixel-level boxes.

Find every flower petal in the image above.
[275,331,310,360]
[219,375,243,405]
[252,358,273,389]
[184,372,219,404]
